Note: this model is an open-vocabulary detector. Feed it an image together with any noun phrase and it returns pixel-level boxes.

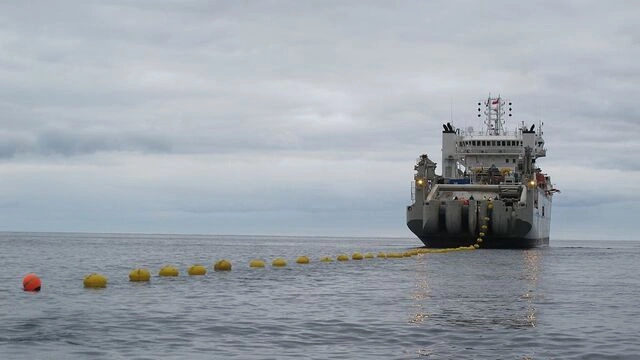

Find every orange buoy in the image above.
[23,273,41,292]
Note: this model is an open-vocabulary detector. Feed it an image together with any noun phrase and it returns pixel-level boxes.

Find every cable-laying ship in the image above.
[406,95,559,248]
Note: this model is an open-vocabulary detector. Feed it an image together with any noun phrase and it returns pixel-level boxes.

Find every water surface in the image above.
[1,233,638,359]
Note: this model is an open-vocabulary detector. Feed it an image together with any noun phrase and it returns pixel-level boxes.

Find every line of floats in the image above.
[21,245,480,291]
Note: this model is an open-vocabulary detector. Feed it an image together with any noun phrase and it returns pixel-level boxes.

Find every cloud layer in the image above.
[1,1,639,239]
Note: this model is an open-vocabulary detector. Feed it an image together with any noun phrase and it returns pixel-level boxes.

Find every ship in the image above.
[406,95,559,248]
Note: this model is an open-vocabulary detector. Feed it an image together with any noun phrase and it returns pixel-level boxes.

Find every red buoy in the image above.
[23,273,42,292]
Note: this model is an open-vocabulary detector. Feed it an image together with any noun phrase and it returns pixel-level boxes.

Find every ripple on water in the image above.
[1,234,640,359]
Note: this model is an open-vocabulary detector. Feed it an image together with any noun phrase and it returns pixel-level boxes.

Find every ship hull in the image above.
[412,230,548,249]
[407,187,552,249]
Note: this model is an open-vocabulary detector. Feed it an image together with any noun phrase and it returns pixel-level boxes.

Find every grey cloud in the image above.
[37,127,172,155]
[0,127,171,158]
[1,1,639,237]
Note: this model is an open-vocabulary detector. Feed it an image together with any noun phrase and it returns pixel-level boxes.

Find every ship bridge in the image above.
[441,96,547,182]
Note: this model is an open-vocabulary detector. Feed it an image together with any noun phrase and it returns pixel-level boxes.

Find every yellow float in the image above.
[296,256,310,264]
[159,265,179,277]
[188,265,207,276]
[249,259,266,268]
[84,273,108,288]
[214,259,232,271]
[336,254,349,261]
[129,268,151,282]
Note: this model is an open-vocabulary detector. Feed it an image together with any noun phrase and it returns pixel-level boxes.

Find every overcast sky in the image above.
[1,1,638,240]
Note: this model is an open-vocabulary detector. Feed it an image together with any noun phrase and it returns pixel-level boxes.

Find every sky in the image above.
[0,1,638,240]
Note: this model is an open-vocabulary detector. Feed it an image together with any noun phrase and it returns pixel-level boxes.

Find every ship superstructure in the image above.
[406,95,558,248]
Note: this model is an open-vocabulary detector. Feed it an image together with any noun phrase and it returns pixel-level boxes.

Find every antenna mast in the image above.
[483,95,511,135]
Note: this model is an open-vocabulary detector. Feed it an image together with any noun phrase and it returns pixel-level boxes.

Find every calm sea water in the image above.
[1,232,639,359]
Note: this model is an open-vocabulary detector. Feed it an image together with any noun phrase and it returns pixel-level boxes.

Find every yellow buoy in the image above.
[214,259,232,271]
[320,256,333,262]
[296,256,310,264]
[188,264,207,276]
[159,265,179,277]
[249,259,266,268]
[364,252,374,259]
[272,258,287,267]
[387,252,403,258]
[129,268,151,282]
[474,244,480,249]
[488,203,494,209]
[336,254,349,261]
[403,251,412,257]
[483,217,490,221]
[481,225,488,230]
[417,248,429,254]
[476,238,483,243]
[352,252,364,260]
[479,232,485,237]
[84,273,108,288]
[377,252,387,258]
[409,249,419,256]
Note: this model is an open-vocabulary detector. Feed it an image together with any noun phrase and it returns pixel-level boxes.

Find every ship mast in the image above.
[481,95,511,136]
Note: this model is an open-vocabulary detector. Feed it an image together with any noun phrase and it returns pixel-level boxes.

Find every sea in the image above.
[1,232,639,360]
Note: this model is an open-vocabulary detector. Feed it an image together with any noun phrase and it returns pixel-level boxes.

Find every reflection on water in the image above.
[409,258,431,325]
[522,249,542,327]
[408,248,544,330]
